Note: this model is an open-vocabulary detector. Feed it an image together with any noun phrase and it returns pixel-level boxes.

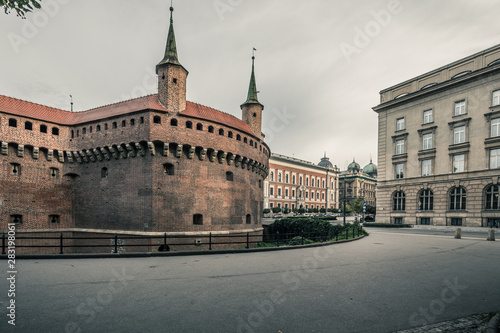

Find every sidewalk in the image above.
[394,312,499,333]
[410,225,496,233]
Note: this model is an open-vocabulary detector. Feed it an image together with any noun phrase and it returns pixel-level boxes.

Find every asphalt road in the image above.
[1,228,499,333]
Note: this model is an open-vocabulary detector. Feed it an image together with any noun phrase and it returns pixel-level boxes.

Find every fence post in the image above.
[352,226,355,239]
[59,233,64,254]
[336,231,338,242]
[163,233,167,249]
[114,234,118,254]
[2,232,6,255]
[209,232,212,251]
[301,232,304,246]
[346,228,349,240]
[246,232,249,249]
[276,232,279,247]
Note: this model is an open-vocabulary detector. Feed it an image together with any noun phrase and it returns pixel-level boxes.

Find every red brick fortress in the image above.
[0,6,269,237]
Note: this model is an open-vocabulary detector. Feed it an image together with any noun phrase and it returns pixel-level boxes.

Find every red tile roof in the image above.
[0,94,256,136]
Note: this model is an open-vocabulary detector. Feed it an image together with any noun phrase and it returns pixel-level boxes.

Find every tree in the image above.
[366,205,376,215]
[350,198,364,214]
[263,208,271,214]
[320,208,326,214]
[272,207,282,214]
[2,0,41,18]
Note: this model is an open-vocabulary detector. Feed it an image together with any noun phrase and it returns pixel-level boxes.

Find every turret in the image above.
[241,55,264,139]
[156,5,188,112]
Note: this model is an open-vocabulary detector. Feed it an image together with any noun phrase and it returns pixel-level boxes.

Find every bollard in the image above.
[487,229,495,241]
[60,233,64,254]
[246,232,249,249]
[455,228,461,239]
[209,232,212,250]
[1,232,5,255]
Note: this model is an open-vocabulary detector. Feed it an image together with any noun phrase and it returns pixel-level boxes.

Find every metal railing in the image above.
[1,226,365,255]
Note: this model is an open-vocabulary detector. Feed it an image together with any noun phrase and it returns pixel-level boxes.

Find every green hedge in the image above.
[267,217,362,240]
[364,223,412,228]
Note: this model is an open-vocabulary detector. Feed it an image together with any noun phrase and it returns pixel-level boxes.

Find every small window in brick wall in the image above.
[101,167,108,179]
[82,128,87,135]
[153,116,161,124]
[196,123,203,131]
[186,121,193,129]
[105,124,108,130]
[40,124,47,133]
[25,121,33,130]
[237,134,241,141]
[171,119,178,126]
[226,171,234,181]
[11,215,22,224]
[130,119,135,126]
[121,120,126,127]
[164,164,174,175]
[52,127,59,135]
[140,117,144,124]
[208,126,214,133]
[193,214,203,225]
[246,214,251,224]
[96,125,101,132]
[8,118,17,127]
[228,131,233,138]
[219,128,224,136]
[11,163,21,176]
[49,215,60,224]
[112,122,117,129]
[50,168,59,178]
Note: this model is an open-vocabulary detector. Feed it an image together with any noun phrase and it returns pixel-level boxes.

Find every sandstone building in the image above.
[0,7,270,237]
[338,159,377,208]
[264,153,340,212]
[374,44,500,227]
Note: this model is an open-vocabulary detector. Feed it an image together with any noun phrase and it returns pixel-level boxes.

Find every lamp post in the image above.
[343,176,346,225]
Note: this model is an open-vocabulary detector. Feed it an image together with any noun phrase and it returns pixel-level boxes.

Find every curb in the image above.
[485,312,500,333]
[0,235,366,260]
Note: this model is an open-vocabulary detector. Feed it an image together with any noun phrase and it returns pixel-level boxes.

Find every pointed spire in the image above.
[157,4,183,71]
[242,52,263,107]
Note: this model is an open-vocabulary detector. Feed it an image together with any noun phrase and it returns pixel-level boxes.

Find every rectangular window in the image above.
[396,139,405,155]
[454,100,466,116]
[490,148,500,169]
[453,154,465,173]
[451,218,462,226]
[396,118,405,131]
[395,163,404,179]
[491,118,500,137]
[420,218,431,225]
[422,159,432,176]
[423,110,433,124]
[278,188,281,196]
[292,190,295,197]
[285,189,289,197]
[422,133,433,150]
[394,217,403,224]
[270,188,274,196]
[493,90,500,106]
[453,126,465,144]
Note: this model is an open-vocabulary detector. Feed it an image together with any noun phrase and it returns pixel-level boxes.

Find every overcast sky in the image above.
[1,0,499,170]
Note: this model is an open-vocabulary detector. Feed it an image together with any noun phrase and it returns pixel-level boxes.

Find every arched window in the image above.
[196,123,203,131]
[226,171,234,181]
[89,126,93,133]
[153,116,161,124]
[25,121,32,130]
[130,119,135,126]
[419,189,433,211]
[450,187,466,210]
[485,185,500,210]
[193,214,203,225]
[104,124,108,130]
[186,121,193,129]
[112,122,117,129]
[121,120,126,127]
[52,127,59,135]
[219,128,224,136]
[393,191,405,211]
[170,119,178,126]
[101,167,108,179]
[40,124,47,133]
[96,125,101,132]
[250,140,253,146]
[8,118,17,127]
[237,134,241,141]
[246,214,251,224]
[71,130,74,138]
[244,137,248,143]
[164,163,174,175]
[82,127,87,135]
[49,215,60,224]
[208,126,214,133]
[228,131,233,138]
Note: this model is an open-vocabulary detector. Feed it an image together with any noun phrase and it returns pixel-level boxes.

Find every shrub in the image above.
[272,207,282,214]
[268,217,347,241]
[263,208,271,214]
[364,223,412,228]
[288,236,315,246]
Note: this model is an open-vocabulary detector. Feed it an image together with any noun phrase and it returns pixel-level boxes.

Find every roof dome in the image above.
[363,160,378,177]
[318,154,334,168]
[347,159,360,172]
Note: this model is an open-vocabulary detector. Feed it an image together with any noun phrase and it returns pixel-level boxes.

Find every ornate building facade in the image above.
[0,7,269,236]
[338,159,377,208]
[374,44,500,227]
[264,153,340,212]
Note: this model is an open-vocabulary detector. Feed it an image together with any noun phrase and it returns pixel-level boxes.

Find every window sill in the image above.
[448,142,470,154]
[485,136,500,148]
